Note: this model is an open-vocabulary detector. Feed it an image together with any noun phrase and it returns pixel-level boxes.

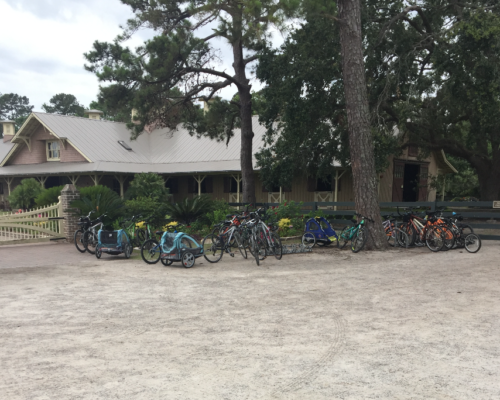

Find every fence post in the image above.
[314,202,318,211]
[60,184,80,243]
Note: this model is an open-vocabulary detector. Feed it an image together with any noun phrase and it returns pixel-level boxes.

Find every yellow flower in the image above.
[135,221,145,229]
[163,221,179,231]
[278,218,291,229]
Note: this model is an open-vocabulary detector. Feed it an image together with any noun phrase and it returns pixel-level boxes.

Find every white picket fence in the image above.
[0,200,65,244]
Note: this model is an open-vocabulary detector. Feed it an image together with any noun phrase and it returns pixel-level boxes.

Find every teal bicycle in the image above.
[338,214,374,253]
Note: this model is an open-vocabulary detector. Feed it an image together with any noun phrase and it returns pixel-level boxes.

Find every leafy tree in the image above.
[126,173,170,200]
[8,178,43,210]
[35,185,65,207]
[42,93,85,117]
[84,0,299,204]
[88,99,131,123]
[0,93,34,135]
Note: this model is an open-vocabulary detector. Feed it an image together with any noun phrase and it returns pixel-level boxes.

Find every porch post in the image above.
[60,184,80,242]
[90,174,102,186]
[68,175,80,186]
[37,176,48,189]
[279,186,283,203]
[194,175,206,196]
[232,174,242,204]
[4,177,14,195]
[114,175,127,198]
[334,170,347,211]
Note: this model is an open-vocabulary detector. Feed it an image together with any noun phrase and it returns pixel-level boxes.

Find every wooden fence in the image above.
[229,201,500,240]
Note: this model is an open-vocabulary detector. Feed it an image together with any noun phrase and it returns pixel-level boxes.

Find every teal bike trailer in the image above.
[160,232,204,268]
[95,229,132,259]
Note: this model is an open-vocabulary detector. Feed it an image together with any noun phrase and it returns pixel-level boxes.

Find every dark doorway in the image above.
[402,164,419,202]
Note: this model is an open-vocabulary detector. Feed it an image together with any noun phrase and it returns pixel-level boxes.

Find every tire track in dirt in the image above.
[270,314,347,397]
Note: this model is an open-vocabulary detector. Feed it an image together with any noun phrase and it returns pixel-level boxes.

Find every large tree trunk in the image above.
[232,20,256,204]
[474,157,500,201]
[338,0,388,250]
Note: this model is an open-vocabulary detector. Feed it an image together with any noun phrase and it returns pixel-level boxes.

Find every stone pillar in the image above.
[60,184,80,243]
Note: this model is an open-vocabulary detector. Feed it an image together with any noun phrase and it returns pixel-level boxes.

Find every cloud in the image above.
[0,0,292,113]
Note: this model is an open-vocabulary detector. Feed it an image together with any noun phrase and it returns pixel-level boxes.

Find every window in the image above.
[47,141,60,160]
[316,178,333,192]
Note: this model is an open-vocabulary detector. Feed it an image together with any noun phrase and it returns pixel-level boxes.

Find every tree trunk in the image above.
[475,158,500,201]
[338,0,388,250]
[232,20,256,205]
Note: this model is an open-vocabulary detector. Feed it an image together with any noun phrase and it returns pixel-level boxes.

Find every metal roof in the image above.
[0,112,271,176]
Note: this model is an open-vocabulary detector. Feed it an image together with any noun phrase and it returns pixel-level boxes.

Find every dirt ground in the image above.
[1,241,500,400]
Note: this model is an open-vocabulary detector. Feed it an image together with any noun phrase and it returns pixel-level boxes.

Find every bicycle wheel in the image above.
[202,234,223,263]
[141,239,161,264]
[74,229,86,253]
[351,228,366,253]
[124,243,132,259]
[136,229,147,245]
[270,232,283,260]
[256,233,267,260]
[301,232,316,249]
[459,224,474,236]
[400,223,416,247]
[394,228,409,248]
[250,235,260,266]
[234,232,247,259]
[338,226,350,249]
[425,227,444,252]
[161,258,173,266]
[464,233,481,253]
[441,226,456,251]
[83,231,98,254]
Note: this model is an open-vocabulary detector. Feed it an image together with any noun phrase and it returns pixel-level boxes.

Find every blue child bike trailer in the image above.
[95,229,132,259]
[304,216,339,246]
[159,231,203,268]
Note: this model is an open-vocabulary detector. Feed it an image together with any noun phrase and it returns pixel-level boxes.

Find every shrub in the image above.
[124,196,170,228]
[71,185,124,224]
[126,173,170,200]
[204,199,234,227]
[165,195,213,225]
[35,185,64,207]
[266,200,303,221]
[8,178,43,209]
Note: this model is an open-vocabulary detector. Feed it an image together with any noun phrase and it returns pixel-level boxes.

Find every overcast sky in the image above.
[0,0,284,112]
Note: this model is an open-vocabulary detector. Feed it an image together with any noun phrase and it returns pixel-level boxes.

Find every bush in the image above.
[165,195,213,225]
[8,178,43,209]
[126,173,170,200]
[71,185,124,224]
[266,200,303,221]
[124,196,170,228]
[204,199,234,227]
[35,185,64,207]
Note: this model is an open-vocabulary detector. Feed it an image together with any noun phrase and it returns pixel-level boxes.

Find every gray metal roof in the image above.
[0,112,272,176]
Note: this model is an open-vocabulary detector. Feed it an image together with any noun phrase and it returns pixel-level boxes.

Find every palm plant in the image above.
[70,185,124,223]
[165,196,213,225]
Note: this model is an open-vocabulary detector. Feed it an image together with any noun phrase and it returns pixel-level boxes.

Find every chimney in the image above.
[84,109,104,120]
[1,120,15,142]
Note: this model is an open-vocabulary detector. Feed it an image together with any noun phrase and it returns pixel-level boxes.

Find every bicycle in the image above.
[382,213,409,248]
[338,214,373,253]
[74,211,94,253]
[202,214,248,263]
[120,214,146,248]
[83,214,106,254]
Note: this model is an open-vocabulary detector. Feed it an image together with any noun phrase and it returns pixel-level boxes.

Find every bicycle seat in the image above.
[155,231,163,236]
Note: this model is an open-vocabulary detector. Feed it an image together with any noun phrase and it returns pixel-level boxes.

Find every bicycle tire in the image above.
[425,226,444,252]
[270,232,283,260]
[394,228,409,248]
[136,229,147,245]
[83,231,98,255]
[301,232,316,249]
[95,245,102,259]
[234,232,247,259]
[351,227,366,253]
[202,234,223,263]
[124,243,132,259]
[459,224,474,235]
[141,239,161,264]
[464,233,481,253]
[161,258,173,266]
[338,226,350,249]
[74,229,86,253]
[256,233,267,260]
[442,226,456,251]
[250,235,260,266]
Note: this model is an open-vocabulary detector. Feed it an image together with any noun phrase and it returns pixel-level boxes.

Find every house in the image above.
[0,111,456,208]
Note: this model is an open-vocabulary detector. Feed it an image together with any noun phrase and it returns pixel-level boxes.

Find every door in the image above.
[392,160,405,201]
[418,165,429,201]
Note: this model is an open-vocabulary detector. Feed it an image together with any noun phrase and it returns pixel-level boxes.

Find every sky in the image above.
[0,0,286,113]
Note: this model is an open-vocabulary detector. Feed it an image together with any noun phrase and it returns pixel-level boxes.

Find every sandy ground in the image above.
[1,241,500,400]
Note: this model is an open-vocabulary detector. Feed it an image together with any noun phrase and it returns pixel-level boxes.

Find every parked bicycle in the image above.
[74,211,94,253]
[83,213,106,254]
[338,214,373,253]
